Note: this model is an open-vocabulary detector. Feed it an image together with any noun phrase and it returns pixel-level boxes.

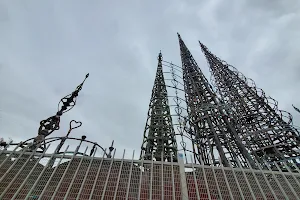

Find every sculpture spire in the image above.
[178,34,255,167]
[200,41,300,164]
[140,52,178,162]
[33,74,89,146]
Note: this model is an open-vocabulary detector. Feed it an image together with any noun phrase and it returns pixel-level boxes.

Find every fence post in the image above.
[178,153,189,200]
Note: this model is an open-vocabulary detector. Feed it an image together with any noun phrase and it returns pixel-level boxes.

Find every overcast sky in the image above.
[0,0,299,159]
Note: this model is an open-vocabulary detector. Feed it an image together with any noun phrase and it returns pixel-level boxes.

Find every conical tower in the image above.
[140,52,178,162]
[178,33,255,167]
[200,42,300,164]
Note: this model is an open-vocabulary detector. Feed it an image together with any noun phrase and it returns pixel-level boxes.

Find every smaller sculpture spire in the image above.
[33,74,89,145]
[140,52,178,162]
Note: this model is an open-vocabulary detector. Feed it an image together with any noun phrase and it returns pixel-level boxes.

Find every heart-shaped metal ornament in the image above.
[69,120,82,130]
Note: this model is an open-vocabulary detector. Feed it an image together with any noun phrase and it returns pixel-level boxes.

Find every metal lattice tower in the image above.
[178,33,255,167]
[140,52,178,162]
[200,42,300,164]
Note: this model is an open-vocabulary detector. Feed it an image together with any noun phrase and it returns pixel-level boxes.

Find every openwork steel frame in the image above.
[140,52,178,162]
[200,42,300,165]
[177,33,255,168]
[161,60,198,163]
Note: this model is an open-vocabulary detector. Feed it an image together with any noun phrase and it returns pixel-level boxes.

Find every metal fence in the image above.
[0,144,300,200]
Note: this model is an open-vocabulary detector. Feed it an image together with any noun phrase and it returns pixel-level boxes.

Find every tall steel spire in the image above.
[177,33,255,167]
[140,52,178,162]
[200,42,300,164]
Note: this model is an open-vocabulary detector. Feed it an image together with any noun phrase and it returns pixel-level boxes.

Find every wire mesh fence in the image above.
[0,144,300,200]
